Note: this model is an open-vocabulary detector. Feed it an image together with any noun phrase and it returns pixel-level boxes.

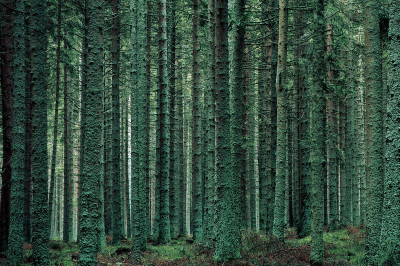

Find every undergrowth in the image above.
[0,226,365,265]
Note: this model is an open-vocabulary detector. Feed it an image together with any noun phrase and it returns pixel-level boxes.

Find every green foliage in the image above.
[378,241,400,266]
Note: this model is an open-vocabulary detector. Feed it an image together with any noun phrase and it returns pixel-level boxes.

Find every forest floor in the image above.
[1,226,365,265]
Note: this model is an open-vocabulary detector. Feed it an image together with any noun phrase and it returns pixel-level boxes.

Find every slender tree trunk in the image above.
[157,0,171,244]
[31,0,50,262]
[0,0,14,251]
[309,0,325,263]
[380,1,400,258]
[326,23,338,230]
[268,0,279,233]
[272,0,288,241]
[168,1,178,240]
[175,26,185,237]
[258,0,271,233]
[63,38,73,242]
[230,0,247,230]
[214,0,240,261]
[111,0,122,245]
[78,0,103,262]
[294,3,309,236]
[202,0,216,244]
[145,0,152,240]
[191,0,203,241]
[49,0,62,239]
[132,0,148,252]
[364,0,384,263]
[7,0,26,262]
[24,27,33,243]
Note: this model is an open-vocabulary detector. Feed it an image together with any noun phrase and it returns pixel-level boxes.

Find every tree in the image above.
[7,0,26,263]
[272,0,289,241]
[0,0,14,252]
[48,0,62,238]
[379,0,400,261]
[309,0,326,263]
[214,0,241,261]
[132,0,148,253]
[31,0,50,263]
[191,0,203,241]
[203,0,216,243]
[156,0,171,244]
[111,0,122,245]
[230,0,247,229]
[168,0,178,239]
[78,0,103,263]
[326,23,339,230]
[63,38,73,243]
[364,0,384,263]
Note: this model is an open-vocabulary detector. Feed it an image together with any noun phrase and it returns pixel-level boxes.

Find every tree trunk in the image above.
[78,0,103,262]
[214,0,240,261]
[48,0,62,239]
[326,23,339,230]
[272,0,288,241]
[111,0,122,245]
[380,1,400,259]
[0,0,14,252]
[31,0,50,263]
[364,0,384,263]
[309,0,325,263]
[7,0,26,262]
[156,0,171,244]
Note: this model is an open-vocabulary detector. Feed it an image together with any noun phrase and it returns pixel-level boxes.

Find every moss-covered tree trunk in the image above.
[230,0,247,230]
[168,0,178,239]
[258,0,271,233]
[176,29,185,237]
[272,0,288,241]
[297,5,311,238]
[111,0,122,245]
[245,40,256,231]
[31,0,50,263]
[78,0,103,263]
[203,0,216,242]
[7,0,26,262]
[0,0,14,252]
[132,0,148,253]
[24,12,33,241]
[326,23,338,230]
[214,0,240,261]
[63,44,73,243]
[380,0,400,260]
[191,0,204,241]
[145,0,152,239]
[364,0,384,263]
[98,6,107,251]
[268,0,279,234]
[309,0,325,263]
[48,0,62,239]
[156,0,171,244]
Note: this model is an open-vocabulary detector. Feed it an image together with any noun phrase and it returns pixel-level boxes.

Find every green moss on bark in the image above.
[78,0,103,264]
[309,0,325,263]
[364,0,384,264]
[380,0,400,261]
[31,0,50,263]
[214,0,240,261]
[7,0,26,263]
